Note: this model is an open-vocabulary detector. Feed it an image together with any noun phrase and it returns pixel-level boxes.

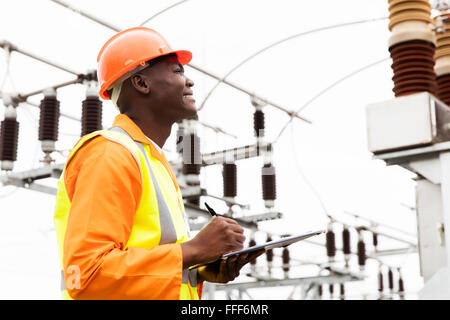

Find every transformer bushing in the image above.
[387,0,437,97]
[81,86,103,136]
[0,106,19,171]
[38,88,60,164]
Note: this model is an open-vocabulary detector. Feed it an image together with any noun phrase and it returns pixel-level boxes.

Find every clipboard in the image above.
[223,229,325,258]
[191,229,325,268]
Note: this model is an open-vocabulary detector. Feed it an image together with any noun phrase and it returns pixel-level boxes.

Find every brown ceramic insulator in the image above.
[329,284,334,295]
[282,247,290,273]
[222,163,237,198]
[0,118,19,162]
[340,284,345,297]
[399,276,405,292]
[436,74,450,104]
[396,86,436,97]
[389,40,437,97]
[378,270,384,292]
[253,109,265,137]
[392,66,435,80]
[81,96,103,136]
[373,232,379,248]
[357,239,366,267]
[388,268,394,291]
[342,227,351,255]
[318,285,323,297]
[437,74,450,85]
[266,236,273,262]
[261,163,276,201]
[38,96,60,142]
[326,229,336,258]
[187,197,200,207]
[183,163,201,175]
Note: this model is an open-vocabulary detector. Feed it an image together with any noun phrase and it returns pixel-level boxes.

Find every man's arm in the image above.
[63,137,183,299]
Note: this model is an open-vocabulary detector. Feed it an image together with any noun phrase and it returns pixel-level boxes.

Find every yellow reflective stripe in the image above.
[109,127,178,244]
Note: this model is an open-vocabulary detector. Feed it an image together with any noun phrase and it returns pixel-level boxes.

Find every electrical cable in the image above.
[139,0,191,26]
[198,17,388,111]
[273,57,391,144]
[289,120,331,220]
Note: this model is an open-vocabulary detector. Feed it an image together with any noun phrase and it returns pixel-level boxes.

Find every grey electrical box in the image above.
[366,92,450,154]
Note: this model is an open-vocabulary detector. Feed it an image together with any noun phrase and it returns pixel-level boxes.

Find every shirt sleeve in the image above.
[63,136,183,300]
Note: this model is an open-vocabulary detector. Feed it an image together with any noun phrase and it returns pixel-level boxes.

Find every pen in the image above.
[204,202,217,217]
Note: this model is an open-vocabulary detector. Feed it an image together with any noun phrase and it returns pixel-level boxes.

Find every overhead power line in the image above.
[273,57,391,144]
[139,0,191,26]
[198,17,388,112]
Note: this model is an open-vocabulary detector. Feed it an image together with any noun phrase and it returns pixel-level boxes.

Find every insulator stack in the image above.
[387,0,437,97]
[253,107,265,139]
[434,14,450,106]
[342,227,351,266]
[38,88,60,155]
[81,87,102,136]
[388,268,394,292]
[340,283,345,300]
[317,285,323,299]
[398,270,405,299]
[0,106,19,171]
[266,236,273,274]
[326,225,336,262]
[181,125,201,207]
[329,284,334,298]
[378,268,384,295]
[282,247,290,278]
[373,232,379,249]
[261,163,276,208]
[222,163,237,198]
[357,232,366,271]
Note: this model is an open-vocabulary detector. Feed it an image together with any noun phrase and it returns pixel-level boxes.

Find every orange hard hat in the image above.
[97,27,192,100]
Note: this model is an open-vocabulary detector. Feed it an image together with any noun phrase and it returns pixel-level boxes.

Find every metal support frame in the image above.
[374,142,450,298]
[215,271,364,291]
[201,142,270,166]
[0,163,64,195]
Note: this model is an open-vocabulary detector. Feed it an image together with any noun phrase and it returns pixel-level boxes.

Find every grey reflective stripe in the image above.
[109,126,177,245]
[182,268,198,287]
[61,270,65,291]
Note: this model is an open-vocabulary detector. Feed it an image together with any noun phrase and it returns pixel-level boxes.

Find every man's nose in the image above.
[186,76,194,88]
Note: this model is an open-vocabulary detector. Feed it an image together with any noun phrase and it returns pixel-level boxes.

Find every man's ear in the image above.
[130,74,151,95]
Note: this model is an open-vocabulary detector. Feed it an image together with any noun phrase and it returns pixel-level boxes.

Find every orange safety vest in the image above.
[54,126,201,300]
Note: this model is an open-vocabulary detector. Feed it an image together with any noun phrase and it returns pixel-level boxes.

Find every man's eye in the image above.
[175,69,183,73]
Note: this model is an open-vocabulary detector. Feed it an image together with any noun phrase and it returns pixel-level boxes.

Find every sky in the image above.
[0,0,428,299]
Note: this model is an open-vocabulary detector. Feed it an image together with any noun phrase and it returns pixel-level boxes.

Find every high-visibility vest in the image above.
[54,127,200,300]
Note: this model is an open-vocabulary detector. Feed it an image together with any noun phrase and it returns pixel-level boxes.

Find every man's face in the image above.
[141,54,197,121]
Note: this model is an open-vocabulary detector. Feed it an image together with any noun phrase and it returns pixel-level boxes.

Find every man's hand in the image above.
[181,216,246,268]
[196,250,265,284]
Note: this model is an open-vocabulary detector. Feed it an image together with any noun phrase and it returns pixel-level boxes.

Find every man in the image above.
[54,27,263,300]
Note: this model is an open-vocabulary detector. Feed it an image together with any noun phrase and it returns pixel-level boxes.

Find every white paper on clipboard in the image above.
[222,229,325,259]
